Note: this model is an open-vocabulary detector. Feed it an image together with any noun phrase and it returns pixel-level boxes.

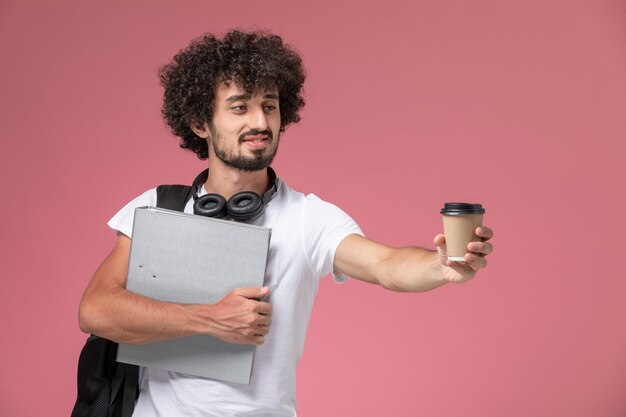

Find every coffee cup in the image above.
[440,203,485,262]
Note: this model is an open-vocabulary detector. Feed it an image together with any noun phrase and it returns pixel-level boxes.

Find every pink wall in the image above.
[1,0,625,415]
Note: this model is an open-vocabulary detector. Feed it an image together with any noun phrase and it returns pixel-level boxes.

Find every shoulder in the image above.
[303,193,353,222]
[273,178,353,221]
[125,187,158,207]
[107,188,158,238]
[275,178,336,208]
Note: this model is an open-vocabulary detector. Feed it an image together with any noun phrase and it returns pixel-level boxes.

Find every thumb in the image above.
[236,286,270,300]
[434,234,448,260]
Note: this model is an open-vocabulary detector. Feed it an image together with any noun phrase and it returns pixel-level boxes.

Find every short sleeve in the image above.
[300,194,364,283]
[107,188,157,238]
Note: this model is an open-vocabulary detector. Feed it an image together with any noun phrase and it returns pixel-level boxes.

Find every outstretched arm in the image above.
[78,234,272,345]
[334,227,494,291]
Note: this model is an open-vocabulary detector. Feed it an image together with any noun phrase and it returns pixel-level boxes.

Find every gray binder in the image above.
[116,206,271,384]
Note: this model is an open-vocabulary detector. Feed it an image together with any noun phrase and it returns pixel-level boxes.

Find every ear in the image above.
[190,121,212,139]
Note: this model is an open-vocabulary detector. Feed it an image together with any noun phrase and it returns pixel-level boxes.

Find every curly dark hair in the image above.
[159,30,306,160]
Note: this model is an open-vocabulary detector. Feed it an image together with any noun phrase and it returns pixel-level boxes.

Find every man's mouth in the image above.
[240,129,272,144]
[242,134,269,143]
[241,133,271,149]
[240,129,273,150]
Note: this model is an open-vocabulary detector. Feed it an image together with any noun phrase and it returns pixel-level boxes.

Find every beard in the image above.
[211,127,280,172]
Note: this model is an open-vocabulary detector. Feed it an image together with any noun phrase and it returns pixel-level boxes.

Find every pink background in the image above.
[1,0,625,416]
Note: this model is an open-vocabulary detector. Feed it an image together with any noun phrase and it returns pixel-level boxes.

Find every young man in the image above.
[78,30,494,416]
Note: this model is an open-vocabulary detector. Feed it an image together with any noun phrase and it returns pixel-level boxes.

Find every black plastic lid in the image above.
[440,202,485,215]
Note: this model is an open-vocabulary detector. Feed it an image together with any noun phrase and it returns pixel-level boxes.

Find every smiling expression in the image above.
[205,82,282,172]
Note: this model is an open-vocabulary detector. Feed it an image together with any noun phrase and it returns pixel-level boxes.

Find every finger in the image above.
[256,316,271,327]
[464,253,487,270]
[251,324,269,337]
[434,234,448,261]
[255,311,271,324]
[236,286,270,299]
[251,335,265,345]
[255,301,273,315]
[476,226,494,241]
[468,241,493,256]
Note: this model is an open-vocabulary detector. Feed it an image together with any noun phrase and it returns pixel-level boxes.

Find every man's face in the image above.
[207,82,281,172]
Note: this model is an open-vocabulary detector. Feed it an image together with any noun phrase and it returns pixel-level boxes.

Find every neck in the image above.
[202,159,270,200]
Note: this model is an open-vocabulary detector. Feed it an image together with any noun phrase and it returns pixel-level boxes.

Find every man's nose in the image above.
[248,107,268,131]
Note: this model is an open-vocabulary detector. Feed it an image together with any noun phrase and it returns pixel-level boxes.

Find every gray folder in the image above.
[116,206,271,384]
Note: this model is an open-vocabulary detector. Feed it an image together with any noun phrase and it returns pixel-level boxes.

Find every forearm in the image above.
[335,235,449,292]
[377,247,448,292]
[79,285,211,345]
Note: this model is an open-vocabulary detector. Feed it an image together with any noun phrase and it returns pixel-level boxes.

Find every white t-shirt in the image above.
[107,176,363,417]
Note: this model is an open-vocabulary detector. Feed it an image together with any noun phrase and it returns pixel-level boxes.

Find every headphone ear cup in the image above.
[194,193,228,218]
[227,191,264,221]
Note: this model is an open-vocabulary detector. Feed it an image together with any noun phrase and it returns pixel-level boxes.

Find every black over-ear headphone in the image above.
[191,167,278,222]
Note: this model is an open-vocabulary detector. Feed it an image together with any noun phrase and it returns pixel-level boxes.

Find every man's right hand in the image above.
[202,287,272,345]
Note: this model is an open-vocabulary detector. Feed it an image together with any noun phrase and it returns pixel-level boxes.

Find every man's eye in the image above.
[264,105,277,112]
[232,106,246,112]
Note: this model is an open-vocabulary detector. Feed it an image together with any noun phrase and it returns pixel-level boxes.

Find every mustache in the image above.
[238,129,273,143]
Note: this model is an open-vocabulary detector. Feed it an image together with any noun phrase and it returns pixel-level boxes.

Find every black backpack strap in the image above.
[120,364,139,417]
[156,184,194,212]
[109,363,139,417]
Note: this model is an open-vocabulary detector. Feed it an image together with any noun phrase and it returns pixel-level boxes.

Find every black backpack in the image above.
[71,184,194,417]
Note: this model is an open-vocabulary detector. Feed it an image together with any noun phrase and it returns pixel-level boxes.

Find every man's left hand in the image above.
[434,226,494,284]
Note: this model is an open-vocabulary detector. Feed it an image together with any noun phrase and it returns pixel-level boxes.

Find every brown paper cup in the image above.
[441,203,485,262]
[442,214,483,261]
